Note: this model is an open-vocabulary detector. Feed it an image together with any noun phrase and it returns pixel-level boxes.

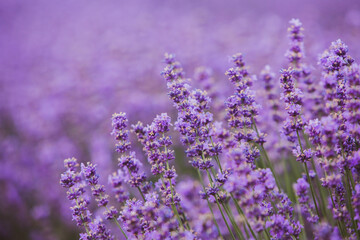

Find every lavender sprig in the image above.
[111,112,148,201]
[133,113,188,230]
[61,158,116,239]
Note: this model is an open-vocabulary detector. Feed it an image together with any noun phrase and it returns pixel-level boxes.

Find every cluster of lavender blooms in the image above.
[3,1,360,239]
[59,18,360,240]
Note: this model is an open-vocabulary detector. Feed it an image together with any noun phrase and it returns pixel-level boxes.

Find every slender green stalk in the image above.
[210,128,264,239]
[113,220,128,239]
[349,170,356,190]
[258,143,281,189]
[328,189,346,238]
[340,147,359,237]
[208,134,224,174]
[209,131,259,240]
[178,206,191,230]
[265,229,271,240]
[302,130,329,221]
[335,194,348,237]
[296,130,320,217]
[160,176,184,231]
[125,166,146,201]
[223,202,245,240]
[304,162,320,216]
[283,159,296,202]
[215,198,236,240]
[196,169,224,239]
[207,169,250,240]
[344,169,360,239]
[205,169,244,240]
[162,134,187,230]
[136,186,146,201]
[289,155,304,179]
[294,195,306,240]
[196,136,241,238]
[75,199,91,236]
[208,164,257,240]
[243,222,250,239]
[170,201,185,231]
[252,118,281,189]
[105,206,128,239]
[210,132,255,239]
[230,193,258,240]
[316,183,328,221]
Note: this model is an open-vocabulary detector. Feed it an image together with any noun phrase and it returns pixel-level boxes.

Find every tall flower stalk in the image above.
[132,113,189,230]
[111,112,149,201]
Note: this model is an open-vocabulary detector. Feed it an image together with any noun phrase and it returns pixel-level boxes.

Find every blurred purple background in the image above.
[0,0,359,239]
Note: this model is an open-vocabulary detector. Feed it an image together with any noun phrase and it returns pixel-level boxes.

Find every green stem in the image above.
[125,165,146,202]
[209,132,257,239]
[302,130,329,221]
[335,193,348,237]
[209,134,224,174]
[160,176,184,231]
[209,166,255,240]
[296,130,320,217]
[223,202,246,240]
[215,198,236,240]
[344,169,360,239]
[259,143,281,189]
[230,193,258,240]
[75,199,91,236]
[196,169,224,239]
[265,229,271,240]
[162,133,187,230]
[243,222,250,239]
[105,206,128,239]
[137,186,146,202]
[304,162,320,216]
[294,195,306,240]
[328,184,345,238]
[252,118,281,190]
[349,170,356,190]
[205,170,243,239]
[283,159,295,202]
[170,201,184,231]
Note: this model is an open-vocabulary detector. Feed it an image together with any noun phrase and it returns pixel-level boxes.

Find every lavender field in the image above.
[1,0,360,239]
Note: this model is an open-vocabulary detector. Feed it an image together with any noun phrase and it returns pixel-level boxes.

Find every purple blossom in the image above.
[111,112,148,193]
[292,147,313,163]
[266,214,302,240]
[294,178,319,224]
[314,223,341,240]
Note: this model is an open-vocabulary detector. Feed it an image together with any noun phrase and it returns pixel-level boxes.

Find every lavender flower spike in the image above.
[111,112,148,200]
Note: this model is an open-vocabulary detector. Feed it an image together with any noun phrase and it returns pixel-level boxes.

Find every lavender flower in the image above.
[294,178,319,223]
[80,218,114,240]
[344,63,360,140]
[60,158,91,228]
[319,39,353,123]
[193,67,222,112]
[61,158,114,239]
[108,170,129,203]
[81,162,109,207]
[314,223,341,240]
[133,113,187,230]
[111,112,148,198]
[260,65,284,124]
[136,113,175,176]
[118,193,182,239]
[266,214,301,240]
[286,19,305,76]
